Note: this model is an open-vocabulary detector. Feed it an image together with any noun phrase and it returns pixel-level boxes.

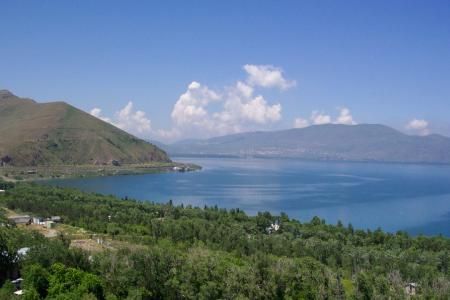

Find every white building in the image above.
[45,220,55,229]
[33,217,44,225]
[8,215,31,225]
[50,216,62,222]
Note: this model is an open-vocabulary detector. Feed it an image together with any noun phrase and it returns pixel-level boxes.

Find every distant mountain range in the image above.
[157,124,450,164]
[0,90,170,166]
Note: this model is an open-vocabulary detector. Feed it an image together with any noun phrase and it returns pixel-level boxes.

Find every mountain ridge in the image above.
[162,124,450,164]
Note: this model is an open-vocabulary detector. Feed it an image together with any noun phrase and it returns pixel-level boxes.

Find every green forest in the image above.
[0,180,449,299]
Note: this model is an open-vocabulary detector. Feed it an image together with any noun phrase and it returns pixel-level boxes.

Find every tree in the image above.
[23,264,49,298]
[0,232,17,286]
[22,288,40,300]
[356,272,374,300]
[0,280,16,300]
[47,263,105,299]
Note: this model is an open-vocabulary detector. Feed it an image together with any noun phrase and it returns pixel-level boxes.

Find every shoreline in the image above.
[0,161,202,181]
[171,154,450,167]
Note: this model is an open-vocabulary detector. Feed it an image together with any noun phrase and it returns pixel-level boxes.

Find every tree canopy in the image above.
[0,180,449,299]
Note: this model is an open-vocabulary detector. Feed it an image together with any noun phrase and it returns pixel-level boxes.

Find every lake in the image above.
[43,157,450,236]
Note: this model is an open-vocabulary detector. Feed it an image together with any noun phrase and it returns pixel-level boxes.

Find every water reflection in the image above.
[43,157,450,236]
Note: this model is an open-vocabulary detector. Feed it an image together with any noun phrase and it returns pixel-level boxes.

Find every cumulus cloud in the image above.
[311,111,332,125]
[90,108,111,123]
[171,81,220,127]
[115,102,152,133]
[218,82,282,125]
[236,81,254,98]
[335,107,356,125]
[241,96,281,123]
[243,64,296,90]
[293,117,310,128]
[90,102,152,135]
[91,64,294,141]
[406,119,430,136]
[293,107,356,129]
[160,65,291,140]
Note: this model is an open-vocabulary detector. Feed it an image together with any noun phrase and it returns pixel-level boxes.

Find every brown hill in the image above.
[0,90,170,166]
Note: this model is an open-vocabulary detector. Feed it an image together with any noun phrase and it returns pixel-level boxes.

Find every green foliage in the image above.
[0,230,18,285]
[22,288,40,300]
[0,182,449,298]
[23,264,49,298]
[0,179,14,190]
[0,280,16,300]
[48,263,104,299]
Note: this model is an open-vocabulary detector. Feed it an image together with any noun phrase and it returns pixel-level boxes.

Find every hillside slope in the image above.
[0,90,170,166]
[165,124,450,163]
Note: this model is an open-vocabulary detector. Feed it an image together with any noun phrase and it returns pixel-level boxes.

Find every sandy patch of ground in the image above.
[70,239,108,252]
[26,224,58,238]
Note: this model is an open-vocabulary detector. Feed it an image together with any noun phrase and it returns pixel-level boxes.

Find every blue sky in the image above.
[1,0,449,141]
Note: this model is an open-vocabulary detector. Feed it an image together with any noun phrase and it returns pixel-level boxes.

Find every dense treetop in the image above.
[0,180,449,299]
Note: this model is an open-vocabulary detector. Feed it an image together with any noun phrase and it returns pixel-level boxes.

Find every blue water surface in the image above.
[43,157,450,236]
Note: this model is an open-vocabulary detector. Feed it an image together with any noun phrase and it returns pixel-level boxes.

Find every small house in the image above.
[405,283,417,296]
[50,216,62,222]
[45,220,55,229]
[33,217,44,225]
[8,215,31,225]
[0,189,5,193]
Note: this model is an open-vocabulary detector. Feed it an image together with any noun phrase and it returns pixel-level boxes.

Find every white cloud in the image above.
[240,96,282,124]
[92,64,294,142]
[236,81,254,98]
[406,119,430,136]
[218,82,282,125]
[335,107,356,125]
[163,68,285,140]
[294,107,356,128]
[293,117,310,128]
[90,102,152,135]
[243,64,296,90]
[90,108,111,123]
[116,102,152,134]
[311,111,332,125]
[171,81,220,127]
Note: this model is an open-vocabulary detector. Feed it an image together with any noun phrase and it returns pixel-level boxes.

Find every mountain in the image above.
[164,124,450,164]
[0,90,170,166]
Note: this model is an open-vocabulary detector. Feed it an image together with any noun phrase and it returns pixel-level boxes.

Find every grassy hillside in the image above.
[0,90,170,166]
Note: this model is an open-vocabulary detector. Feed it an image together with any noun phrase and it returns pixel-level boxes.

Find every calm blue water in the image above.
[43,157,450,236]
